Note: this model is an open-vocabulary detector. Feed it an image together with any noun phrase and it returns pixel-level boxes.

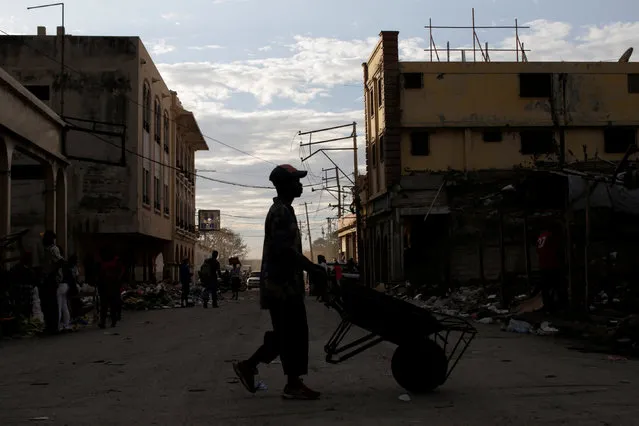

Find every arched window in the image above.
[163,110,169,153]
[154,97,161,143]
[142,81,151,132]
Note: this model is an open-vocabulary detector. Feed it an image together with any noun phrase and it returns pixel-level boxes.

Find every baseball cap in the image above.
[269,164,308,184]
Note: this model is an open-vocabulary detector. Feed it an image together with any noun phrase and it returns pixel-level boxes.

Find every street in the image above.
[1,291,638,426]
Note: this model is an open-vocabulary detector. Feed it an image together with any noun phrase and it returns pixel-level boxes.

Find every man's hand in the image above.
[309,266,329,301]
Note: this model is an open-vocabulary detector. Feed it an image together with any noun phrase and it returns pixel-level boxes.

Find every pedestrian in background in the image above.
[41,230,64,334]
[97,247,124,328]
[200,250,221,308]
[230,263,241,301]
[179,258,192,307]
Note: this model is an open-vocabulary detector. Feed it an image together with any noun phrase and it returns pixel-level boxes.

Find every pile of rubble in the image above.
[122,283,203,310]
[412,286,510,321]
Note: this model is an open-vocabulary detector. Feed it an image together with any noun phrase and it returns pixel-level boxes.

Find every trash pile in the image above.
[122,283,202,310]
[504,318,559,335]
[412,286,509,320]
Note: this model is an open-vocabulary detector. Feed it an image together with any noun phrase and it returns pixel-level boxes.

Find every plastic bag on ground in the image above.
[32,287,44,322]
[506,319,532,334]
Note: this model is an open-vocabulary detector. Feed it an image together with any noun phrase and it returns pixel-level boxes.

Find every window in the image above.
[519,73,552,98]
[142,81,151,132]
[163,110,170,153]
[520,130,555,155]
[164,184,170,215]
[371,142,377,165]
[410,131,430,156]
[628,74,639,93]
[154,98,161,143]
[403,73,423,89]
[154,176,161,210]
[483,130,503,143]
[377,78,383,107]
[379,135,385,163]
[368,88,374,117]
[604,127,637,153]
[24,85,50,101]
[142,168,150,204]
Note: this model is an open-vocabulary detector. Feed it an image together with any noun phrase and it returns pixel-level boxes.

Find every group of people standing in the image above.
[29,231,124,333]
[178,251,244,308]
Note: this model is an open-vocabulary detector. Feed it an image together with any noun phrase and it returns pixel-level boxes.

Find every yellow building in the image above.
[362,30,639,285]
[0,26,208,281]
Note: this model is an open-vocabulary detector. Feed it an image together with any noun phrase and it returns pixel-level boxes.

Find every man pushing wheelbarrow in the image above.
[234,164,477,399]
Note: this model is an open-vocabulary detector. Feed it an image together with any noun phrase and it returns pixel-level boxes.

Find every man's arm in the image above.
[269,208,321,273]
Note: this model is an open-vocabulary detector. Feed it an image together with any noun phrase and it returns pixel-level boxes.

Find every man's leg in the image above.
[234,329,279,393]
[277,298,318,399]
[110,289,119,327]
[211,283,219,307]
[99,287,109,328]
[202,285,209,308]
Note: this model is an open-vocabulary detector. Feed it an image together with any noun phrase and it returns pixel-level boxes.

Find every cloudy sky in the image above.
[2,0,638,257]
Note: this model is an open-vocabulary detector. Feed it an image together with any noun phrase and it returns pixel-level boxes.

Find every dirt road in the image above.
[1,291,637,425]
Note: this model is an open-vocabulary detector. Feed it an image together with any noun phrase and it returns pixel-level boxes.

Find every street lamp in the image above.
[27,2,65,115]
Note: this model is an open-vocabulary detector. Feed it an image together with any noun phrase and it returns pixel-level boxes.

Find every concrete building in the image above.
[168,91,207,281]
[337,214,357,263]
[0,27,208,281]
[362,30,639,286]
[1,65,68,265]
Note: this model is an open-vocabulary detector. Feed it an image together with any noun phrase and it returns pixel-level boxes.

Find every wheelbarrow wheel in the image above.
[391,338,448,393]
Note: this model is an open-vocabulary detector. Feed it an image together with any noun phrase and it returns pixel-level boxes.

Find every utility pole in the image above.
[304,202,314,261]
[352,121,358,181]
[335,167,342,218]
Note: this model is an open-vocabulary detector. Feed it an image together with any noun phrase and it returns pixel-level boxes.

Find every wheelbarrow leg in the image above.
[324,319,352,354]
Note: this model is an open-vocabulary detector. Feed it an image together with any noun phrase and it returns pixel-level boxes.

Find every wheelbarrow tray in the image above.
[324,280,477,393]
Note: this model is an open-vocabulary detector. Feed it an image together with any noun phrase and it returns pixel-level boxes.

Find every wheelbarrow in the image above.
[323,279,477,393]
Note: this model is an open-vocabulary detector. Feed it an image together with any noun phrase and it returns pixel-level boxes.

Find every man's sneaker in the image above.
[233,361,256,393]
[282,382,321,400]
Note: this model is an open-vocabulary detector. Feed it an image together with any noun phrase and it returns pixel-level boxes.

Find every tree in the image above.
[199,228,248,266]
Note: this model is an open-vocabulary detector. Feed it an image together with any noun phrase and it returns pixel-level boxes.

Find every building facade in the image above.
[337,214,357,263]
[1,65,68,265]
[167,92,207,281]
[0,27,208,281]
[362,30,639,286]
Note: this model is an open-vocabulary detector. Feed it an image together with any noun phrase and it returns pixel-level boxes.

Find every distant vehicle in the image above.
[247,271,261,289]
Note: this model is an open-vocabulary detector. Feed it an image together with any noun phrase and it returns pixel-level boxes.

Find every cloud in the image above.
[160,12,180,21]
[212,0,249,4]
[257,45,272,52]
[187,44,224,51]
[158,35,429,106]
[148,39,176,55]
[157,19,639,256]
[493,19,639,61]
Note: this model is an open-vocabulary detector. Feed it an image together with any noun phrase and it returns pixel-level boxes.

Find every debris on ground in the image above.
[398,394,411,402]
[537,321,560,336]
[412,285,509,321]
[505,319,532,334]
[122,283,203,311]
